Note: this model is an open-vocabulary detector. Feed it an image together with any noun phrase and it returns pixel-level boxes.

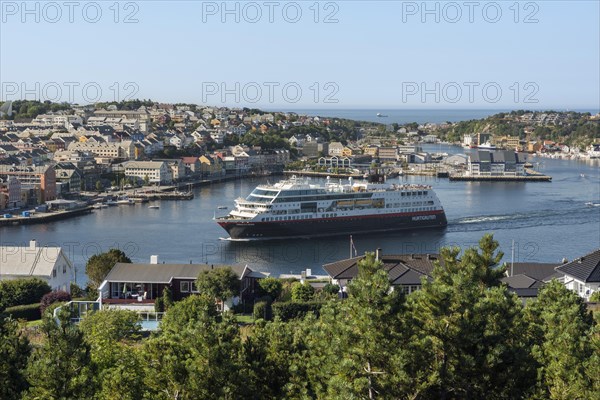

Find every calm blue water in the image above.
[2,145,599,284]
[281,109,600,124]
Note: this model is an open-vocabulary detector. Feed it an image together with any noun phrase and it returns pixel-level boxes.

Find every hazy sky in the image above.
[1,1,599,110]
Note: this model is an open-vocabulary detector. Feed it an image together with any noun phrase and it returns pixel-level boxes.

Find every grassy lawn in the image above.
[235,314,254,324]
[26,319,43,328]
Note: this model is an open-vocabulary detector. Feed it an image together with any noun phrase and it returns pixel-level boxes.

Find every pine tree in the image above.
[0,316,31,399]
[24,308,96,400]
[405,236,535,399]
[525,279,596,399]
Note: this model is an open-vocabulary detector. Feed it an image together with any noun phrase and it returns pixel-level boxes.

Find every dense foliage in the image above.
[0,278,51,311]
[85,249,132,290]
[39,290,72,314]
[3,235,599,399]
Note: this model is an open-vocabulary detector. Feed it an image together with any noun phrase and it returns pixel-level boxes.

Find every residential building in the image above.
[323,252,440,294]
[501,262,561,300]
[0,240,74,292]
[97,256,266,311]
[0,176,21,209]
[556,249,600,301]
[0,164,56,203]
[124,161,172,184]
[328,142,344,156]
[54,162,83,194]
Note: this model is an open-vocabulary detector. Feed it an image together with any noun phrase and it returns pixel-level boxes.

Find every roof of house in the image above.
[555,249,600,282]
[0,244,71,278]
[323,253,441,286]
[103,263,251,284]
[509,262,562,282]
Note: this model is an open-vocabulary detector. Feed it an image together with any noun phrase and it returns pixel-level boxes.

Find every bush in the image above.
[40,291,72,314]
[323,283,340,296]
[590,291,600,302]
[154,296,164,312]
[271,301,323,322]
[291,282,315,302]
[70,282,85,298]
[258,277,283,300]
[0,278,51,310]
[2,303,42,321]
[253,301,272,321]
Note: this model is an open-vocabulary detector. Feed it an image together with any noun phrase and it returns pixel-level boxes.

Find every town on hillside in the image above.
[0,101,598,218]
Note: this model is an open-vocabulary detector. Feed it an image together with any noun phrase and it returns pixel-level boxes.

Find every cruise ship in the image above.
[215,174,447,240]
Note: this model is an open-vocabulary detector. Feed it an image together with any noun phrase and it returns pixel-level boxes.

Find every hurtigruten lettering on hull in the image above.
[216,174,447,240]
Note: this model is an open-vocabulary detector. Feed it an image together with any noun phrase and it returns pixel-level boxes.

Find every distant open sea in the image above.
[274,109,600,125]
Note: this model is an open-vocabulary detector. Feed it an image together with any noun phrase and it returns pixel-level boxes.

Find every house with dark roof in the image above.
[98,255,267,311]
[501,262,561,299]
[555,249,600,301]
[323,252,440,295]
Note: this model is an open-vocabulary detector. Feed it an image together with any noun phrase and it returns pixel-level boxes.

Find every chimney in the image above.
[150,255,158,264]
[376,248,382,261]
[29,239,36,250]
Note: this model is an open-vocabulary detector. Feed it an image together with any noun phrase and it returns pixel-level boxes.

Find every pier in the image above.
[0,207,93,227]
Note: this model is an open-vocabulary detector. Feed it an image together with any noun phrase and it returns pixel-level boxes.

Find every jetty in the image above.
[0,206,93,227]
[449,171,552,182]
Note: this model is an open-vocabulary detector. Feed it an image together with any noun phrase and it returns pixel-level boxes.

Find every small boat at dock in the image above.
[148,205,160,209]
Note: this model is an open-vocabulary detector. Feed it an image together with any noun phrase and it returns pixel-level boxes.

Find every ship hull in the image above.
[218,210,447,240]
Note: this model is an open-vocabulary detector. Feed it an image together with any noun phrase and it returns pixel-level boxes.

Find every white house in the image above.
[555,249,600,301]
[124,161,172,184]
[0,240,74,292]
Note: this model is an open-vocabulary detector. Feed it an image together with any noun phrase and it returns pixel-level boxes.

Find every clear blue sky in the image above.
[1,1,598,110]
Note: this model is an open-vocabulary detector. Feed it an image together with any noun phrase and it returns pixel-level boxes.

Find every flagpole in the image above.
[350,235,352,258]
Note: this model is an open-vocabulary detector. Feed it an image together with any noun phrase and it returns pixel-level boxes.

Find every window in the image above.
[53,268,56,278]
[191,282,199,293]
[63,264,66,274]
[181,281,190,293]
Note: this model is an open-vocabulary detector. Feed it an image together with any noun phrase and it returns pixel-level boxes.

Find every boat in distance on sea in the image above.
[215,174,447,240]
[376,112,388,117]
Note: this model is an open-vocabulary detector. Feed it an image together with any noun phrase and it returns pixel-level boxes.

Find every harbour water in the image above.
[283,109,600,124]
[1,145,599,284]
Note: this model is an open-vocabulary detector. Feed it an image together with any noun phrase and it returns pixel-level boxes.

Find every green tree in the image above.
[195,267,240,309]
[291,281,315,302]
[162,286,174,311]
[258,277,283,300]
[79,310,143,400]
[525,279,596,399]
[95,180,103,192]
[405,235,535,399]
[85,249,131,290]
[0,317,31,399]
[24,308,96,400]
[145,295,246,399]
[143,174,150,185]
[320,253,407,399]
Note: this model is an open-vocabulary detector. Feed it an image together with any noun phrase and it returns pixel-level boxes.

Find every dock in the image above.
[449,172,552,182]
[0,207,93,227]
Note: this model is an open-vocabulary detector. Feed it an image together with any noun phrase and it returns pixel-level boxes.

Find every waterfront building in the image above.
[0,176,21,209]
[54,162,83,193]
[0,164,56,204]
[555,249,600,301]
[0,240,74,293]
[378,147,398,162]
[124,160,172,184]
[467,151,527,177]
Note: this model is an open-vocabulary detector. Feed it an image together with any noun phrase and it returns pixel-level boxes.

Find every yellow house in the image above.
[199,155,223,176]
[210,119,221,127]
[342,147,354,157]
